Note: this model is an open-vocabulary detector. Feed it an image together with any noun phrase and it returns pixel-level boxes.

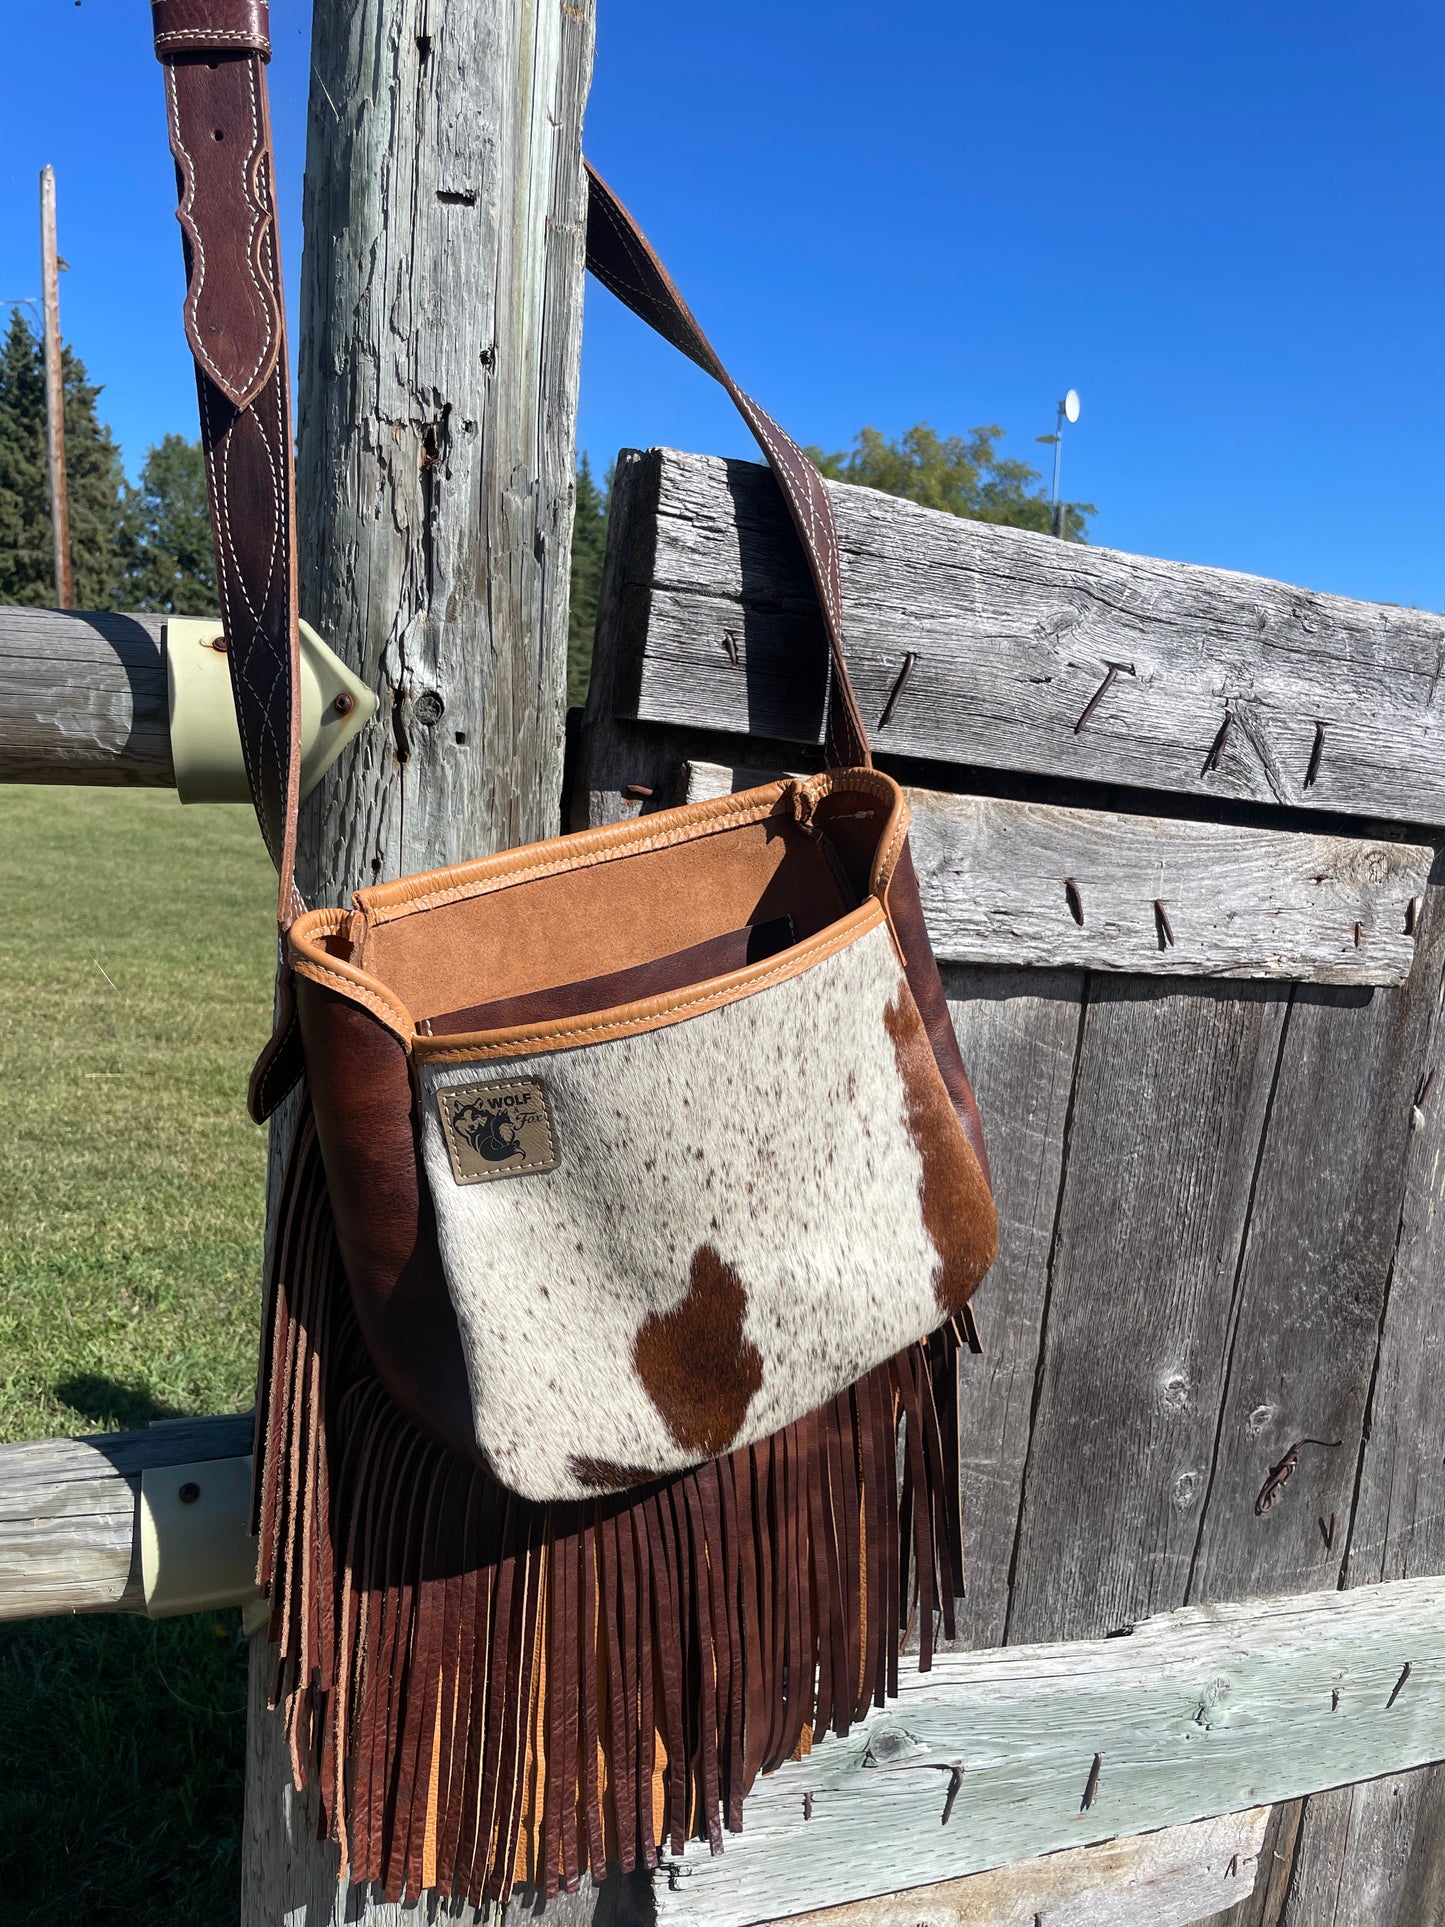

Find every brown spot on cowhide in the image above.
[884,984,998,1315]
[634,1243,763,1458]
[566,1455,662,1493]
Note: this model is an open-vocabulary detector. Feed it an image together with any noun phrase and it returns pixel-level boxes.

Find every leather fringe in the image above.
[254,1100,966,1905]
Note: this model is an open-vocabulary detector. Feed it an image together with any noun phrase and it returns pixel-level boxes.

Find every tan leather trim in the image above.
[351,769,907,932]
[411,901,887,1065]
[284,773,904,1057]
[287,907,417,1042]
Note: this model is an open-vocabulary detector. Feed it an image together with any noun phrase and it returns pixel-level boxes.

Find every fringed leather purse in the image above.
[152,0,997,1903]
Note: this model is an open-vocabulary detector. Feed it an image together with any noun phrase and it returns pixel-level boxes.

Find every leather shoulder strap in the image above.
[583,168,871,772]
[152,0,302,926]
[154,11,870,921]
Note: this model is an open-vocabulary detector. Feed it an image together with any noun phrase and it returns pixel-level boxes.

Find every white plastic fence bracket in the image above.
[165,616,376,805]
[138,1454,261,1618]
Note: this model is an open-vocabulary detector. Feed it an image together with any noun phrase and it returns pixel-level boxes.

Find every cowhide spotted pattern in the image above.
[417,918,993,1501]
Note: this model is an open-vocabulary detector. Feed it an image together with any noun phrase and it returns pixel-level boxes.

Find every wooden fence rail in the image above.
[611,448,1445,827]
[0,1415,249,1618]
[0,606,169,784]
[0,1418,1434,1927]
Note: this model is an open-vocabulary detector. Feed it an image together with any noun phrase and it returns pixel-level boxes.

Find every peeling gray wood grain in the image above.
[0,1415,251,1619]
[293,0,591,903]
[242,0,596,1922]
[1199,1800,1302,1927]
[616,449,1445,827]
[907,794,1432,985]
[652,1579,1445,1926]
[945,967,1083,1648]
[1185,907,1443,1607]
[774,1808,1270,1927]
[1282,1769,1445,1925]
[1276,892,1445,1925]
[682,760,1435,984]
[1340,890,1445,1595]
[0,606,170,784]
[1004,979,1290,1643]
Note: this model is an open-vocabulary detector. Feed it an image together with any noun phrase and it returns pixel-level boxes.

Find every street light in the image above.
[1036,388,1081,539]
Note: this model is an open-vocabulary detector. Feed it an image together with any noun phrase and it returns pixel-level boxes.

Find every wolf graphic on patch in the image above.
[436,1078,560,1184]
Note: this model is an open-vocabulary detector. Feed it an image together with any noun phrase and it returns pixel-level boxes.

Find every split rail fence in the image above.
[5,451,1445,1923]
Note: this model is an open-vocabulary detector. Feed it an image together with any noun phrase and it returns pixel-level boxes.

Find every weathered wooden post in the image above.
[239,0,596,1916]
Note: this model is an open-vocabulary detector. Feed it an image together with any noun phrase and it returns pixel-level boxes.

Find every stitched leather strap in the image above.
[584,167,871,772]
[155,17,870,921]
[153,0,302,925]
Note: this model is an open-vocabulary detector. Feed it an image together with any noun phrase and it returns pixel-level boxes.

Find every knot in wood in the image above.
[861,1721,918,1768]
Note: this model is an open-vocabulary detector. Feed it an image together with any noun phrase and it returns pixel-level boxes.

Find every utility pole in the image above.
[39,166,72,609]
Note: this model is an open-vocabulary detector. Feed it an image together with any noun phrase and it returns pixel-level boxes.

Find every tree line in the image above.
[0,306,1094,707]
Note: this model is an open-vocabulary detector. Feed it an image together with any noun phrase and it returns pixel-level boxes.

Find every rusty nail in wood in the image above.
[178,1482,201,1505]
[1255,1437,1342,1515]
[721,629,740,667]
[878,650,918,730]
[621,783,654,801]
[1407,896,1423,937]
[1075,664,1119,733]
[1386,1662,1412,1709]
[1331,1687,1341,1712]
[332,692,355,717]
[941,1765,963,1827]
[802,1792,813,1821]
[1353,921,1366,948]
[1080,1753,1103,1812]
[1305,720,1326,788]
[1065,878,1084,925]
[209,635,228,653]
[1204,709,1233,774]
[1154,899,1176,947]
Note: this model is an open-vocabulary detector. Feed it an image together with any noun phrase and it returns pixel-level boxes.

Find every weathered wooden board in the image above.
[780,1808,1270,1927]
[1275,891,1445,1923]
[683,760,1435,984]
[1186,914,1442,1607]
[0,1415,251,1619]
[944,966,1083,1648]
[616,448,1445,828]
[1004,979,1290,1642]
[1203,1800,1301,1927]
[652,1580,1445,1926]
[1283,1771,1445,1925]
[0,606,171,785]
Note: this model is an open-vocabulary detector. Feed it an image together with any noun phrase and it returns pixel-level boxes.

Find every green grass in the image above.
[0,786,275,1923]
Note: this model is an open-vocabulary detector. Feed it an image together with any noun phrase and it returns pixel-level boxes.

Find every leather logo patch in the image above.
[436,1078,559,1185]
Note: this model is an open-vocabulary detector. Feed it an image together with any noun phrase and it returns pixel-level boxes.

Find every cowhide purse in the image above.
[155,0,996,1902]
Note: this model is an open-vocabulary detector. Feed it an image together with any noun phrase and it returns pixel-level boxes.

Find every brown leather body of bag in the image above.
[152,0,997,1902]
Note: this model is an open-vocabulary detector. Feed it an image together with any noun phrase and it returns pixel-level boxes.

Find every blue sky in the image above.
[2,1,1441,608]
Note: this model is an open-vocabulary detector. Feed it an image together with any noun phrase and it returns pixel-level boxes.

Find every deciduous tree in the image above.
[808,422,1094,541]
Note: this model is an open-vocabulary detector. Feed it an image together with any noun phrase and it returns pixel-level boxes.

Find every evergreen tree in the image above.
[0,308,128,607]
[807,422,1095,542]
[567,454,610,707]
[122,433,216,614]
